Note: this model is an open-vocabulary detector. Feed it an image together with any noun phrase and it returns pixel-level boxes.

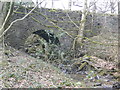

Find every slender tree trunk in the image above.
[75,0,88,55]
[0,2,14,42]
[0,2,14,62]
[118,1,120,82]
[0,2,7,37]
[68,0,72,10]
[0,2,7,63]
[91,1,96,36]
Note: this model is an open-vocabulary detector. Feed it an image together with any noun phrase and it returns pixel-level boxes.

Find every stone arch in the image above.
[5,23,60,50]
[32,29,60,45]
[5,7,105,51]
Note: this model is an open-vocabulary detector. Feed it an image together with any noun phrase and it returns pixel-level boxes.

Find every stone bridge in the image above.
[5,7,117,51]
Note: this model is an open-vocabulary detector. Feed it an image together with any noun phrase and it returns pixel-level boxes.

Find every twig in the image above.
[66,12,80,29]
[0,0,45,39]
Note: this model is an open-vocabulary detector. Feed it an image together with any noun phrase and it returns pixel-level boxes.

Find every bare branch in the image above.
[0,0,45,39]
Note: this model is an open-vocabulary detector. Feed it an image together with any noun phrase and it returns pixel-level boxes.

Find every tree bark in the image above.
[118,1,120,82]
[0,2,14,42]
[0,2,7,37]
[75,0,88,55]
[0,2,14,62]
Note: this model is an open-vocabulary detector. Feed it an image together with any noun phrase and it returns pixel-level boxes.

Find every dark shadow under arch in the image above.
[33,29,60,46]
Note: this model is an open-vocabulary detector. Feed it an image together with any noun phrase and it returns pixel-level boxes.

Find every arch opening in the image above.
[24,29,61,60]
[33,29,60,46]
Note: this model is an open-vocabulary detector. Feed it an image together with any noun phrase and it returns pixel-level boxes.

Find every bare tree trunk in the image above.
[52,0,54,9]
[118,1,120,82]
[0,2,14,62]
[77,0,87,48]
[0,2,7,64]
[110,0,115,14]
[0,2,7,37]
[91,1,96,35]
[68,0,72,10]
[0,2,14,42]
[73,0,88,57]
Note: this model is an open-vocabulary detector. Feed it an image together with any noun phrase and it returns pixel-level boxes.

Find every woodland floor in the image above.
[0,44,119,89]
[1,48,81,88]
